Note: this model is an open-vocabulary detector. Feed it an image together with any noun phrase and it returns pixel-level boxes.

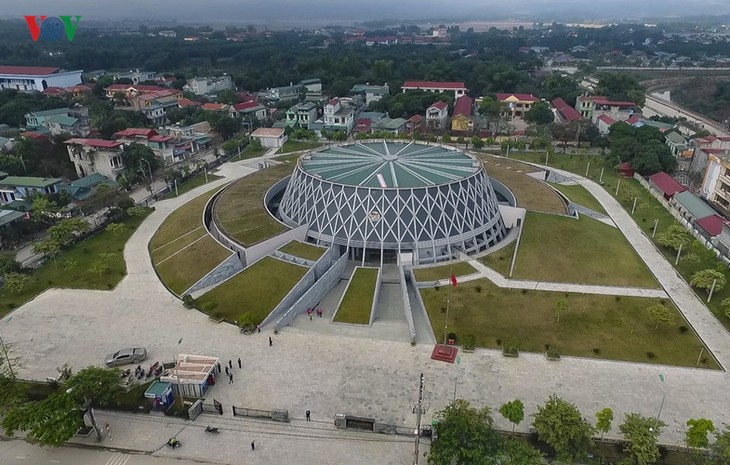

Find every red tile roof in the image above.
[429,101,448,111]
[149,135,174,142]
[113,128,158,139]
[232,101,261,111]
[625,114,641,125]
[201,103,227,111]
[105,84,167,93]
[696,214,724,237]
[408,114,424,123]
[177,98,200,108]
[21,131,49,140]
[594,97,635,107]
[65,138,124,148]
[0,66,60,76]
[403,81,466,89]
[43,87,67,95]
[648,172,686,197]
[495,93,539,102]
[551,98,581,122]
[453,95,473,117]
[597,114,616,126]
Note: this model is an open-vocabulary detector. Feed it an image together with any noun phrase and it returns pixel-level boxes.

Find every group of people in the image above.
[218,358,242,384]
[306,307,323,320]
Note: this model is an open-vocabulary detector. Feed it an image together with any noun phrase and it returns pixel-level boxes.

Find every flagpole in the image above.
[444,266,453,346]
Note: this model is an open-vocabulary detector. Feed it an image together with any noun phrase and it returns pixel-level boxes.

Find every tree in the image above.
[595,407,613,439]
[500,438,543,465]
[619,413,664,465]
[712,425,730,465]
[499,399,525,432]
[48,217,90,246]
[2,272,31,294]
[429,399,502,465]
[524,101,554,125]
[105,223,124,237]
[2,366,122,445]
[685,418,715,449]
[472,136,485,149]
[656,224,692,251]
[122,143,160,185]
[32,237,62,260]
[554,299,567,323]
[531,394,594,461]
[90,253,114,277]
[30,196,60,225]
[595,73,646,107]
[0,252,22,275]
[690,269,727,293]
[647,302,674,330]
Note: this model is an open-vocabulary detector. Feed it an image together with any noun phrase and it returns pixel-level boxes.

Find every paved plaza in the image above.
[2,155,730,463]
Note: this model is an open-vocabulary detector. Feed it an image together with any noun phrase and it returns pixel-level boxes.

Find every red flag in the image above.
[450,272,457,288]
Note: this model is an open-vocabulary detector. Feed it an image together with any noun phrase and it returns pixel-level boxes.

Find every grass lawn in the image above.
[510,152,730,331]
[214,163,295,246]
[479,155,566,214]
[412,262,477,283]
[278,240,326,261]
[420,279,719,368]
[514,212,657,287]
[278,140,322,154]
[150,187,222,251]
[0,210,153,317]
[232,145,267,161]
[334,267,379,324]
[155,236,232,295]
[194,256,308,324]
[550,182,607,214]
[480,241,516,276]
[161,173,223,200]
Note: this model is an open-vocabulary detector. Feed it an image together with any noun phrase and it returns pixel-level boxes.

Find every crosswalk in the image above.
[104,453,130,465]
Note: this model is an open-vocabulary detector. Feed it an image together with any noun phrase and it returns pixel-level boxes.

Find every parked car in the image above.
[105,348,148,367]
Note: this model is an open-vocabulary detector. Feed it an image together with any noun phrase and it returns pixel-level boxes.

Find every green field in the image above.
[412,262,477,283]
[420,279,718,368]
[278,140,322,154]
[231,145,267,161]
[150,187,230,295]
[0,210,152,317]
[514,212,657,287]
[214,163,294,246]
[550,182,607,214]
[480,241,516,276]
[162,173,222,200]
[334,267,379,324]
[194,256,308,324]
[510,152,730,331]
[278,240,326,261]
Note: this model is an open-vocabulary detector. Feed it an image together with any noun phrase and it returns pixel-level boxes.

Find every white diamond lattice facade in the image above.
[277,141,506,264]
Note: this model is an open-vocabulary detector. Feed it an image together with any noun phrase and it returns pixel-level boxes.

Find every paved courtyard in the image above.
[2,155,730,461]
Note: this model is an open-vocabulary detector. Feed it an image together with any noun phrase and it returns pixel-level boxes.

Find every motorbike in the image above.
[166,437,181,449]
[204,426,220,434]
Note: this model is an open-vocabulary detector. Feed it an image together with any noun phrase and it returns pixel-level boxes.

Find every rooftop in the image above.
[0,66,60,76]
[552,98,582,122]
[649,172,686,197]
[300,141,479,188]
[403,81,466,89]
[65,138,124,149]
[251,127,285,138]
[495,93,539,103]
[0,176,62,188]
[674,191,716,219]
[453,95,473,117]
[0,209,24,228]
[26,107,71,117]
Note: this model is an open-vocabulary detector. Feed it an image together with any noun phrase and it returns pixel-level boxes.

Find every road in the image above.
[642,94,730,137]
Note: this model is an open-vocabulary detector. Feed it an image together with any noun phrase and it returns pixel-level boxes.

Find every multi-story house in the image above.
[496,93,539,119]
[285,102,318,129]
[25,107,90,137]
[64,139,126,181]
[183,75,233,96]
[111,69,157,85]
[350,83,390,106]
[575,95,638,123]
[162,122,214,157]
[0,66,82,92]
[0,176,62,205]
[113,128,175,165]
[426,101,449,129]
[129,89,183,125]
[451,96,474,133]
[402,81,467,99]
[259,83,302,102]
[104,84,168,102]
[323,99,355,134]
[551,98,582,124]
[25,108,74,129]
[229,100,268,122]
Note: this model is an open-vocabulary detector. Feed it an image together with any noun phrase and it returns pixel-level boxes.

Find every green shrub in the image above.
[462,334,476,350]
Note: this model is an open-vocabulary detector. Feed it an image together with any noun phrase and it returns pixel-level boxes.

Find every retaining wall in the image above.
[400,267,417,345]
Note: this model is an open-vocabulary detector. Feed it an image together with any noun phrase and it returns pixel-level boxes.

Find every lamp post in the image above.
[654,373,666,430]
[411,373,430,465]
[141,158,153,195]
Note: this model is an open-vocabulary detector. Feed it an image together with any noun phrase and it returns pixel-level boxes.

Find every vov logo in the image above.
[24,16,81,42]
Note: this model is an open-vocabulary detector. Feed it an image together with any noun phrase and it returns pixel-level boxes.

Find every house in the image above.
[61,173,115,201]
[229,100,267,122]
[0,66,83,92]
[665,130,692,158]
[402,81,467,98]
[323,99,355,134]
[672,191,717,223]
[300,78,322,93]
[617,162,634,177]
[371,117,407,135]
[353,118,373,134]
[111,69,157,85]
[551,98,582,123]
[250,127,287,148]
[201,103,229,113]
[406,115,424,135]
[695,214,725,239]
[495,94,540,118]
[596,114,616,136]
[285,102,318,129]
[350,83,390,106]
[183,75,233,96]
[451,95,473,133]
[25,108,74,130]
[177,98,201,109]
[649,172,687,200]
[426,101,449,129]
[161,122,213,158]
[67,84,93,100]
[64,138,126,181]
[113,128,175,164]
[0,176,62,205]
[104,84,168,101]
[576,95,637,123]
[46,114,89,137]
[129,89,183,125]
[259,83,302,102]
[698,149,730,213]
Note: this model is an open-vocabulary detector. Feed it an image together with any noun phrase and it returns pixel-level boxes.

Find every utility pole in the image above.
[413,373,425,465]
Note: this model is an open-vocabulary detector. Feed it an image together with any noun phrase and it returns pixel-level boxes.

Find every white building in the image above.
[112,69,157,85]
[64,138,126,181]
[0,66,83,92]
[323,99,355,134]
[402,80,467,99]
[183,75,233,95]
[425,101,449,129]
[251,127,287,148]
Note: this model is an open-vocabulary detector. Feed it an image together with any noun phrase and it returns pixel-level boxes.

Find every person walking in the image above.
[305,410,311,422]
[105,423,112,441]
[217,362,222,373]
[229,373,234,384]
[251,441,255,451]
[237,357,242,369]
[225,366,229,376]
[269,336,273,347]
[228,359,232,369]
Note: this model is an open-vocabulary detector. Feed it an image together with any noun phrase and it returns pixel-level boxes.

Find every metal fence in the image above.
[232,406,272,419]
[202,399,223,415]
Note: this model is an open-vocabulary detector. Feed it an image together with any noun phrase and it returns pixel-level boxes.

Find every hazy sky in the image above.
[7,0,730,21]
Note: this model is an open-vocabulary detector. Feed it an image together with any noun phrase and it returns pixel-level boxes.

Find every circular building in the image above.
[277,141,506,265]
